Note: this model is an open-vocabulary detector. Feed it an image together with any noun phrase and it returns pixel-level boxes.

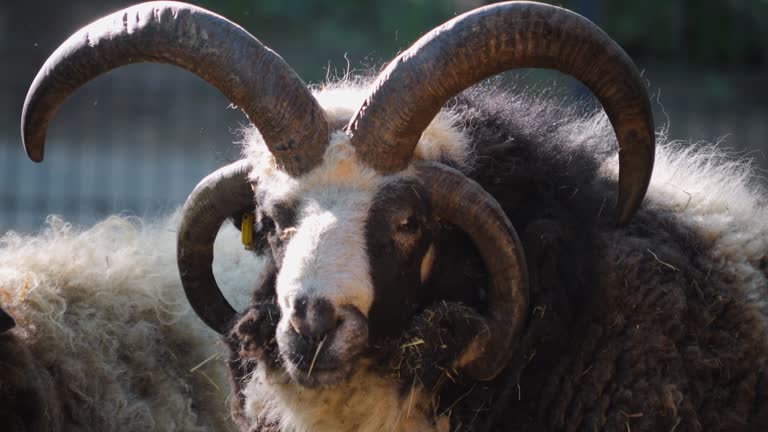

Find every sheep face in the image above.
[249,136,437,387]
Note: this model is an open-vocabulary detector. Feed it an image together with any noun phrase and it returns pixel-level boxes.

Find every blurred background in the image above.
[1,0,767,232]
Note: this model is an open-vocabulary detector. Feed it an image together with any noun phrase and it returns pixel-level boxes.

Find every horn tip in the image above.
[21,105,46,162]
[22,136,45,163]
[614,196,643,226]
[27,149,45,163]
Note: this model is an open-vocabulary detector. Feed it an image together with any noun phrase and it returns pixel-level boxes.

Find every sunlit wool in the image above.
[0,214,256,431]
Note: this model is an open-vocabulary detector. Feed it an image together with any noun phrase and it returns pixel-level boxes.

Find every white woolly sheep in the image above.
[0,215,255,431]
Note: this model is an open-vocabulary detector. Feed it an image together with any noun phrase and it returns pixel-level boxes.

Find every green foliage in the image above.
[557,0,768,65]
[191,0,768,80]
[195,0,468,81]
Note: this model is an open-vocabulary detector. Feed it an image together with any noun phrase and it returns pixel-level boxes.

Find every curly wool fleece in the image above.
[0,213,258,431]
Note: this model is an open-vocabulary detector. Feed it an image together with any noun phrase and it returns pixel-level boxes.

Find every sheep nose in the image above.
[289,296,338,342]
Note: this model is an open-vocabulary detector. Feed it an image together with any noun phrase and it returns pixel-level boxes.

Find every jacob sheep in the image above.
[13,1,768,431]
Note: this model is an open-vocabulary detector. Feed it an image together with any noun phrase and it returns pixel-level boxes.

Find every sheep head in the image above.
[21,1,655,388]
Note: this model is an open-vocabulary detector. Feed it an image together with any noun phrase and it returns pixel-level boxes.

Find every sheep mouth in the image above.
[278,329,367,388]
[282,351,360,388]
[275,307,370,388]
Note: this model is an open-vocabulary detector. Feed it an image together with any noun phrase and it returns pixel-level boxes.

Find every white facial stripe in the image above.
[276,191,375,315]
[251,133,381,316]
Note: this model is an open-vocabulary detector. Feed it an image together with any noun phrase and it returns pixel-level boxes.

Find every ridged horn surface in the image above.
[22,1,328,176]
[349,1,654,224]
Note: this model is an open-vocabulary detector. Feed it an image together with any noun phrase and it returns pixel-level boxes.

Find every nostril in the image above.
[335,316,344,329]
[290,318,322,343]
[289,297,337,342]
[292,296,309,318]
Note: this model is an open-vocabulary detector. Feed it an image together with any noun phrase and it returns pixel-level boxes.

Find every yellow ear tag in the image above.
[241,213,255,250]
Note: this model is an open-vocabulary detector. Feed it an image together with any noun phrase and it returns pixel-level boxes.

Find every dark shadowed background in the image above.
[2,0,767,232]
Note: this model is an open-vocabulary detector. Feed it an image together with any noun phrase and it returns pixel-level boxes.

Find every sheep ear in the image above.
[0,307,15,334]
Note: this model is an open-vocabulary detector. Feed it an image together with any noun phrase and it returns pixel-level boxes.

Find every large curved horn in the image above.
[177,159,254,334]
[22,1,328,176]
[415,161,528,381]
[349,1,654,224]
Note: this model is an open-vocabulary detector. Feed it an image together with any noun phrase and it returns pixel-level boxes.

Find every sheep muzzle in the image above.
[277,302,369,388]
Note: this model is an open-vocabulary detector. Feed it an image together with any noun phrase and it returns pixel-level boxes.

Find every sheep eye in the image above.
[397,216,420,234]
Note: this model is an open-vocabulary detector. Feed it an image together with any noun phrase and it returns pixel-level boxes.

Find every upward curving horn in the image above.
[21,1,328,177]
[348,1,654,225]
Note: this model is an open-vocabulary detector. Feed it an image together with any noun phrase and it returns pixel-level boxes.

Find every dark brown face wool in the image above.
[390,301,490,394]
